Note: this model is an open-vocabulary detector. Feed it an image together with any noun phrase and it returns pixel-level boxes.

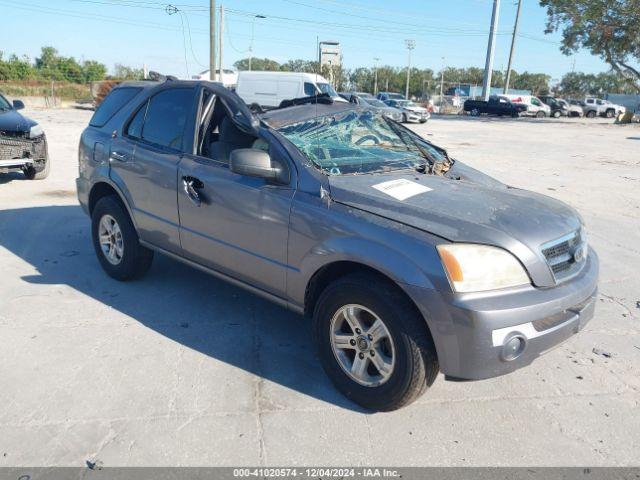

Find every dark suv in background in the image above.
[0,93,49,179]
[77,78,598,411]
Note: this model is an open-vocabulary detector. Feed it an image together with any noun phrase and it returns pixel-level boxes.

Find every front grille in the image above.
[541,230,585,283]
[0,135,46,161]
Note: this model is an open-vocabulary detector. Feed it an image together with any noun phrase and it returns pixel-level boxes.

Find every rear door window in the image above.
[90,87,142,127]
[140,88,196,150]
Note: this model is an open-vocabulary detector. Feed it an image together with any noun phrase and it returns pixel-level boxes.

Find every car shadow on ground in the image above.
[0,205,365,412]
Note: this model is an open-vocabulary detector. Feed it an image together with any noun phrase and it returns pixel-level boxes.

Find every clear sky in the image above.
[1,0,611,82]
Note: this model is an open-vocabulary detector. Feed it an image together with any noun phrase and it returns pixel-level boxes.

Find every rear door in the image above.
[111,86,198,253]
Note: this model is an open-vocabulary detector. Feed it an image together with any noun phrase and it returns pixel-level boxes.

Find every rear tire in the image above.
[313,273,439,411]
[91,195,153,281]
[471,108,480,116]
[586,110,596,118]
[536,111,546,118]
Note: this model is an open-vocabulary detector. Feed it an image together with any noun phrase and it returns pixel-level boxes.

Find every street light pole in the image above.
[248,14,266,71]
[481,0,500,101]
[404,39,415,99]
[504,0,522,94]
[373,57,380,96]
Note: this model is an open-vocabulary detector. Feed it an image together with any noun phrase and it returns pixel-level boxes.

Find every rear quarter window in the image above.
[90,87,142,127]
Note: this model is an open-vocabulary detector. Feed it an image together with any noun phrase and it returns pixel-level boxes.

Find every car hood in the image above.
[327,165,581,287]
[0,109,36,133]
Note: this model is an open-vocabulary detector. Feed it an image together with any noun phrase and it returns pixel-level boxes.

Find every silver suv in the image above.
[77,79,599,411]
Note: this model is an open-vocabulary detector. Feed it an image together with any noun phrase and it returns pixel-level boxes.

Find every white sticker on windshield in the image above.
[372,179,432,201]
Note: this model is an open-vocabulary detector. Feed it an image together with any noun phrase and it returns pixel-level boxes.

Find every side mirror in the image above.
[13,99,25,110]
[230,148,288,184]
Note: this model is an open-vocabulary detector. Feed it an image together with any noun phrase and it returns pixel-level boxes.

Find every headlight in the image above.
[29,124,44,139]
[437,244,530,293]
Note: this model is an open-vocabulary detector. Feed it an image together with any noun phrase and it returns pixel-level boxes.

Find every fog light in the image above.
[502,334,526,361]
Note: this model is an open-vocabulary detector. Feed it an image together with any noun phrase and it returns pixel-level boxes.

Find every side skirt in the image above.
[139,240,305,315]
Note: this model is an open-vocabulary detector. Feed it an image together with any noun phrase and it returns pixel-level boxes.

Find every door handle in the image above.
[110,151,128,162]
[182,176,204,207]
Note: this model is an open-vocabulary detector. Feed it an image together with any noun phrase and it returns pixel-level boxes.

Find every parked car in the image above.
[557,98,583,117]
[385,99,430,123]
[538,96,570,118]
[504,95,551,118]
[0,93,49,180]
[584,98,626,118]
[191,68,238,87]
[235,71,346,109]
[463,95,527,117]
[77,79,598,411]
[339,92,403,122]
[377,91,405,102]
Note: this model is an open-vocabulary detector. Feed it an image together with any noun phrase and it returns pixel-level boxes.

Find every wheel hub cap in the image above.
[329,304,396,387]
[98,214,124,265]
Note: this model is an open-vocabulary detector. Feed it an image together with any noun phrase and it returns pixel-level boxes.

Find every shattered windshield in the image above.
[276,109,447,175]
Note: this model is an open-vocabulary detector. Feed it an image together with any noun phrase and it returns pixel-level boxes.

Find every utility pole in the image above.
[404,39,415,99]
[504,0,522,94]
[210,0,216,81]
[373,57,380,96]
[218,4,224,83]
[439,56,445,101]
[481,0,500,101]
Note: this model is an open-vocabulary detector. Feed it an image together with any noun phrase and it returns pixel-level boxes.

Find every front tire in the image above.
[313,273,438,411]
[605,109,615,118]
[552,110,561,118]
[91,195,153,281]
[23,157,50,180]
[586,110,596,118]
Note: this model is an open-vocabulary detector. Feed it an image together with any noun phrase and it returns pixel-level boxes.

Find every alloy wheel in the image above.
[330,304,396,387]
[98,214,124,265]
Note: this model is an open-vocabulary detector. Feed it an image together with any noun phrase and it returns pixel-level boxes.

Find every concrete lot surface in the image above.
[0,109,639,466]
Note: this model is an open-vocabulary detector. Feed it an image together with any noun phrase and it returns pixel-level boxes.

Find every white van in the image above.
[235,71,346,108]
[504,94,551,118]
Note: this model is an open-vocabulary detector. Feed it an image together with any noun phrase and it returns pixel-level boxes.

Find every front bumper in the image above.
[405,111,430,122]
[0,134,47,172]
[404,248,599,380]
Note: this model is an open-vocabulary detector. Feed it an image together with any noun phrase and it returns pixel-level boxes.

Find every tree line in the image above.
[0,47,144,83]
[234,57,635,98]
[1,46,635,98]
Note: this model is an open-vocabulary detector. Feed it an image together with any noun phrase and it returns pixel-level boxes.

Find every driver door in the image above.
[177,87,295,298]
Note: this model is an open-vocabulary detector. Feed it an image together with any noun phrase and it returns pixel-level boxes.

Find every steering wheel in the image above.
[355,135,380,146]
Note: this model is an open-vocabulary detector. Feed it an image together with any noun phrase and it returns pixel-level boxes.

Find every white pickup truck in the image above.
[584,98,626,118]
